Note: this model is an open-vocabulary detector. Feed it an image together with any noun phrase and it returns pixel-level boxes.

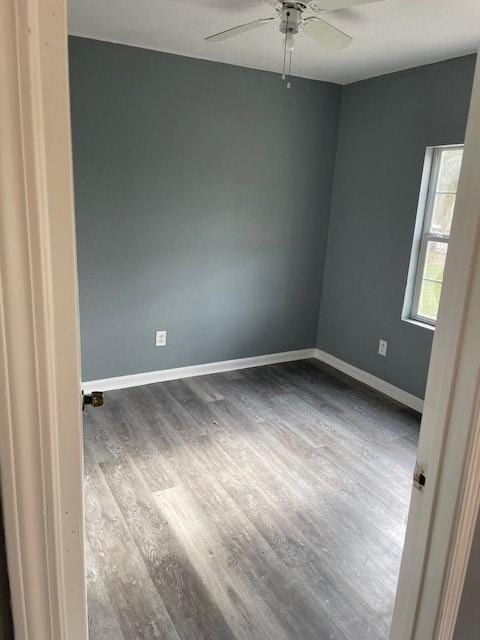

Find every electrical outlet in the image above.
[155,330,167,347]
[378,339,388,357]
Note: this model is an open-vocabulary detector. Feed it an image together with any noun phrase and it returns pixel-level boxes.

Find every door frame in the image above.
[1,0,480,638]
[0,0,87,639]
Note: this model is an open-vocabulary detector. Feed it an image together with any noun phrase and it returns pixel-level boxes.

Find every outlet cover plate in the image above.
[155,330,167,347]
[378,339,388,357]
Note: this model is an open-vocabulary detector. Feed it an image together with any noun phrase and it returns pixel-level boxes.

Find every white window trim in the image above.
[404,144,463,328]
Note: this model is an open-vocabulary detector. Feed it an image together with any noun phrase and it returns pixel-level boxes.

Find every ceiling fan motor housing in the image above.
[279,2,307,34]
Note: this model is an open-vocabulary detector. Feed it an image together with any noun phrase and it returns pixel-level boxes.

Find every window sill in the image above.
[403,317,436,331]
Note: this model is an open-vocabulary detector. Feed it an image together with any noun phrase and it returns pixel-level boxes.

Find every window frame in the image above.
[409,144,464,327]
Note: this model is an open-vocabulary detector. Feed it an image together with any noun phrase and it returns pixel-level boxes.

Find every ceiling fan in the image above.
[205,0,385,86]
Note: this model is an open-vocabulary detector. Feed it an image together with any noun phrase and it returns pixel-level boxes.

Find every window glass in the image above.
[417,241,448,320]
[418,280,442,321]
[406,145,464,326]
[430,193,456,235]
[437,148,463,193]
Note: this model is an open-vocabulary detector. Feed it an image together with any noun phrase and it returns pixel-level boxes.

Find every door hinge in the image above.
[414,462,427,491]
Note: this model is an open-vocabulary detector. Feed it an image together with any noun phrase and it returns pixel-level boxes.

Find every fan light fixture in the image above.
[205,0,385,89]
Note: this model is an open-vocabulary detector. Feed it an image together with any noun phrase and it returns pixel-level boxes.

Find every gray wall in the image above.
[71,37,476,397]
[69,37,341,381]
[316,55,476,399]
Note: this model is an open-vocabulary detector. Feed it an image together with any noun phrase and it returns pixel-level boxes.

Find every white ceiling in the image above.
[68,0,480,84]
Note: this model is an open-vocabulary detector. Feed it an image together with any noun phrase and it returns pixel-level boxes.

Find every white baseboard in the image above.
[313,348,424,413]
[83,346,424,413]
[82,348,317,393]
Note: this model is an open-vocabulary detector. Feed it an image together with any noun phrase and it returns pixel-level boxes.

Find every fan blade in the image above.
[315,0,385,10]
[303,17,352,50]
[205,18,275,42]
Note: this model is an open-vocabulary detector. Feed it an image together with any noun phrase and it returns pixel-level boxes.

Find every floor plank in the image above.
[84,456,180,639]
[84,360,420,639]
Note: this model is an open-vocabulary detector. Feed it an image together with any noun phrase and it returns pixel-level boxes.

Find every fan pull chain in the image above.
[287,50,293,89]
[282,12,289,81]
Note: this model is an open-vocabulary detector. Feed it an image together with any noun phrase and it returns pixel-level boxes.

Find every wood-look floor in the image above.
[83,360,420,640]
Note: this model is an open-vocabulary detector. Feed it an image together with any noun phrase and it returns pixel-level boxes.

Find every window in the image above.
[406,145,464,326]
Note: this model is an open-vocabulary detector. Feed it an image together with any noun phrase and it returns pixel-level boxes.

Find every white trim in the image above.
[82,349,317,392]
[403,317,435,332]
[0,0,87,638]
[314,349,424,413]
[83,347,424,414]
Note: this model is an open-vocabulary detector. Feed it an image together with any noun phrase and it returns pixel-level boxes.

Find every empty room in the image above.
[3,0,480,639]
[71,0,477,638]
